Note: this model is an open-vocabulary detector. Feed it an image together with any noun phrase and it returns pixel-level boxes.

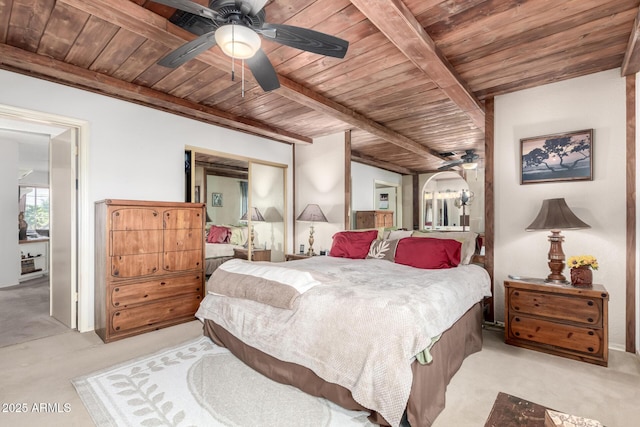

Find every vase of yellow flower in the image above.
[567,255,598,287]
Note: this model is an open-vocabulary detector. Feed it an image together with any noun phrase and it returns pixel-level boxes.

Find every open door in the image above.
[50,128,77,328]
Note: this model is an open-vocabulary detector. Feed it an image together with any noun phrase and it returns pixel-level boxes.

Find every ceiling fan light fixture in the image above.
[215,24,261,59]
[461,162,478,170]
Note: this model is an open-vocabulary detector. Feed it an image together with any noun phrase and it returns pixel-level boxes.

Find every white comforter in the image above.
[196,257,491,427]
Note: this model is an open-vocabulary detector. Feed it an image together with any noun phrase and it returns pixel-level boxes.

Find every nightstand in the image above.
[504,279,608,366]
[233,248,271,262]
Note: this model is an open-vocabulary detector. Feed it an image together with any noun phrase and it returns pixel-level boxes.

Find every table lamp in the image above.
[240,207,265,248]
[296,204,328,256]
[525,198,590,283]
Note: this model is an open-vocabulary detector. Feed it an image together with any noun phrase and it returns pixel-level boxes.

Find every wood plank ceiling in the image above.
[1,0,639,174]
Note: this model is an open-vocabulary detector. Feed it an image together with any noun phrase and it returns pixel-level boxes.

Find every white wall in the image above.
[295,133,345,254]
[0,137,20,287]
[0,69,294,331]
[494,69,627,349]
[351,162,403,228]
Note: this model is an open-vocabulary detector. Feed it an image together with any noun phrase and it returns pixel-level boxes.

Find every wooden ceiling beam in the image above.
[351,151,415,175]
[622,7,640,76]
[59,0,443,162]
[349,0,485,131]
[0,44,310,145]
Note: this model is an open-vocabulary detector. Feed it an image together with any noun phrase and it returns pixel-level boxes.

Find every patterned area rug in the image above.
[72,336,373,427]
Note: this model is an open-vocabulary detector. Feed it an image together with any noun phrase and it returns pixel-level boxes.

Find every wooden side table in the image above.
[285,253,311,261]
[504,279,608,366]
[233,248,271,262]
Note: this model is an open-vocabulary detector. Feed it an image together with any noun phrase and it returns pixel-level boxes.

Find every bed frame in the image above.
[203,302,483,426]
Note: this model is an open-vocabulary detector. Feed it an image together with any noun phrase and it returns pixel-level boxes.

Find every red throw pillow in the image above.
[329,230,379,259]
[207,225,230,244]
[395,237,461,269]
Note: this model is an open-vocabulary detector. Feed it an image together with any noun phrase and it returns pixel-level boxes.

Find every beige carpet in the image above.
[0,321,638,427]
[0,276,68,348]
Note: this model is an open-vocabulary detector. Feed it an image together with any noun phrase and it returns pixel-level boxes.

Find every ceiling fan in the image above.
[150,0,349,92]
[438,149,480,171]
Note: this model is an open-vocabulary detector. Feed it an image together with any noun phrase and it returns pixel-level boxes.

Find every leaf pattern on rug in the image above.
[105,339,213,426]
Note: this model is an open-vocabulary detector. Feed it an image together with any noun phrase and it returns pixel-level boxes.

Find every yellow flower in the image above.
[567,255,599,270]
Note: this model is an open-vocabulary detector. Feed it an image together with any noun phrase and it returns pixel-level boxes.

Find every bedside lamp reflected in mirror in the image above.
[526,198,590,284]
[296,204,328,256]
[240,207,265,249]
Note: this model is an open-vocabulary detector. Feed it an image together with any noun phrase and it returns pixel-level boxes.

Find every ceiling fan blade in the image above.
[245,48,280,91]
[158,30,217,68]
[438,159,463,170]
[150,0,220,21]
[260,23,348,58]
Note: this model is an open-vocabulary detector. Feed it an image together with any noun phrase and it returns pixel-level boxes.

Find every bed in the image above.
[196,231,491,427]
[204,225,248,275]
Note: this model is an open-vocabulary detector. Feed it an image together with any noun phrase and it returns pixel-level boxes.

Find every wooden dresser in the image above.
[94,199,205,343]
[233,248,271,261]
[504,279,608,366]
[355,210,393,229]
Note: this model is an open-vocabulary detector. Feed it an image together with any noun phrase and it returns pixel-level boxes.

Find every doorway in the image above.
[0,104,88,337]
[374,180,402,228]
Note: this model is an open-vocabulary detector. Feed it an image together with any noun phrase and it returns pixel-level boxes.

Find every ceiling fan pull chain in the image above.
[230,24,236,82]
[241,59,246,98]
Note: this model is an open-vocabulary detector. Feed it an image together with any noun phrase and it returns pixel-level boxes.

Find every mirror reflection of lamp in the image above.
[296,204,328,256]
[240,207,265,249]
[526,198,590,284]
[454,189,474,231]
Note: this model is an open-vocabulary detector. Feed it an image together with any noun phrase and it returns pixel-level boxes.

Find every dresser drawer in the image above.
[111,253,160,278]
[110,294,202,334]
[508,288,602,326]
[163,249,203,271]
[110,274,203,308]
[507,314,604,357]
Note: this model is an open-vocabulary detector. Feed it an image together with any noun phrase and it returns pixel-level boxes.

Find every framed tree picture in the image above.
[520,129,593,184]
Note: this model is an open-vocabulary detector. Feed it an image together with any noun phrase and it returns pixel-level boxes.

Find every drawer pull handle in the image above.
[514,291,519,296]
[160,282,166,285]
[587,318,594,323]
[115,326,120,330]
[587,301,594,306]
[514,306,520,311]
[515,332,520,337]
[115,312,120,316]
[114,287,120,292]
[144,294,149,298]
[514,317,520,322]
[587,347,594,353]
[588,331,594,336]
[114,302,120,306]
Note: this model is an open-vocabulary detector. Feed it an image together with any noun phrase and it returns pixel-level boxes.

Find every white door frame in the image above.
[0,104,90,332]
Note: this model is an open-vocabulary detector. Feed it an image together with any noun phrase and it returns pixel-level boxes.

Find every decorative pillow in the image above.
[411,231,477,265]
[228,226,248,246]
[387,229,413,240]
[395,237,461,269]
[207,225,230,244]
[367,239,399,261]
[329,230,379,259]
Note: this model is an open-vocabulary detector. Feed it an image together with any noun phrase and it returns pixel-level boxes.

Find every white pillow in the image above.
[387,229,413,240]
[411,230,478,265]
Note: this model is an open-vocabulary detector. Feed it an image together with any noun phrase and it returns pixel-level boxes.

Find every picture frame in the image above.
[520,129,593,184]
[212,192,223,207]
[379,193,389,209]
